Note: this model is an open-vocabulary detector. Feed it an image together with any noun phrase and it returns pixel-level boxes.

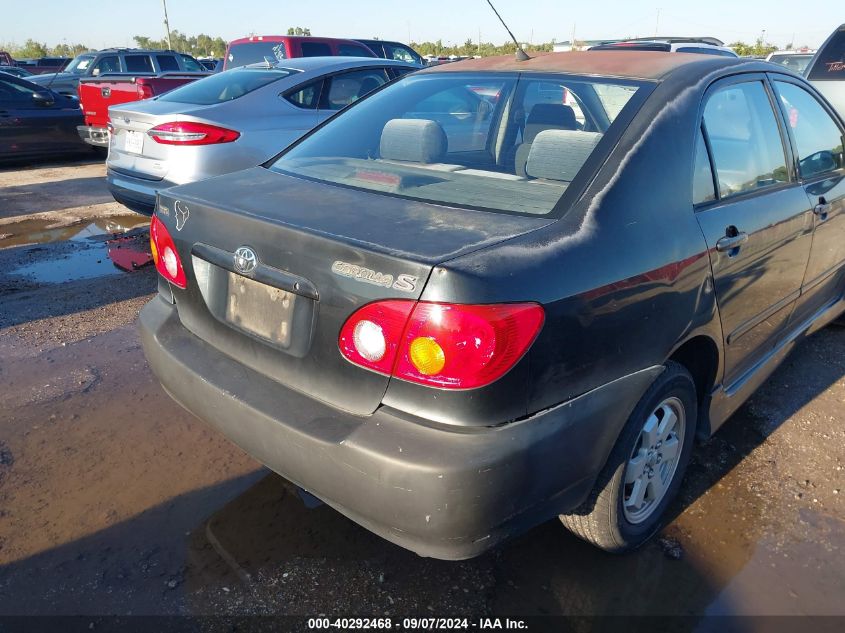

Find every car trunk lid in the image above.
[108,100,216,181]
[156,167,552,415]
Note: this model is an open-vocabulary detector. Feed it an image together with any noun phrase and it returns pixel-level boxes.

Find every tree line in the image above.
[3,31,799,61]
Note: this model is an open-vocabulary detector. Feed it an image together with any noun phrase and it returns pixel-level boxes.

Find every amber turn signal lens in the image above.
[409,337,446,375]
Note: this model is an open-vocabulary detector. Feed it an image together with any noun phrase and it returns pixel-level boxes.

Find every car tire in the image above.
[559,361,697,552]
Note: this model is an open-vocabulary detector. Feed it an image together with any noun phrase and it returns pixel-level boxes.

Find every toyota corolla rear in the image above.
[140,66,651,558]
[107,66,318,214]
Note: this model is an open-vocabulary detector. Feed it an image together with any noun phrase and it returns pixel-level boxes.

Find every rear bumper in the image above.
[140,296,660,559]
[76,125,109,147]
[107,168,170,216]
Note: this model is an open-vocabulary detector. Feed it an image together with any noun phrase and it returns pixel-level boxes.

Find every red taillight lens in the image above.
[147,122,240,146]
[339,301,544,389]
[138,83,154,99]
[338,300,416,375]
[149,215,187,289]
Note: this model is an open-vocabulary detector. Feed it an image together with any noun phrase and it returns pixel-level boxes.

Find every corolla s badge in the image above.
[331,260,417,292]
[234,246,258,274]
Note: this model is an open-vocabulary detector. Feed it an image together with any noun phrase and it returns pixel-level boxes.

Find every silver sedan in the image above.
[106,57,418,214]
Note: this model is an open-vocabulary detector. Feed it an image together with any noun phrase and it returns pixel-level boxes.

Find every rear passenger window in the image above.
[693,127,716,204]
[774,81,844,179]
[286,80,323,109]
[301,42,332,57]
[125,55,154,73]
[703,81,789,199]
[324,69,388,110]
[156,55,179,72]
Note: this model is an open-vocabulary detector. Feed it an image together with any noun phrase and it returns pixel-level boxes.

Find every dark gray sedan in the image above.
[140,51,845,559]
[107,57,419,214]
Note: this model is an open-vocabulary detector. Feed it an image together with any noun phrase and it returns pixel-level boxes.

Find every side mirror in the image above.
[32,90,55,107]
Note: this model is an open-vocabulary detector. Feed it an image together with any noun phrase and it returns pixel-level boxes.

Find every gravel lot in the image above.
[0,161,842,625]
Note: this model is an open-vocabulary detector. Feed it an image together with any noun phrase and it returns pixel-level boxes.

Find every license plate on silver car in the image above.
[124,130,144,154]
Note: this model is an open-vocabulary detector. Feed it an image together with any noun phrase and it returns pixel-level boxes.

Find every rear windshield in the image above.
[808,30,845,80]
[269,72,643,216]
[158,68,295,105]
[226,42,288,69]
[768,54,814,73]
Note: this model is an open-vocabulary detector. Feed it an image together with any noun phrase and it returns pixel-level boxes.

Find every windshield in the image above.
[269,72,643,216]
[226,42,288,69]
[64,54,95,74]
[158,68,295,105]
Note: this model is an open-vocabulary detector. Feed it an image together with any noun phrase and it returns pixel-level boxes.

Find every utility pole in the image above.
[571,23,576,51]
[478,28,482,56]
[654,8,661,37]
[162,0,173,50]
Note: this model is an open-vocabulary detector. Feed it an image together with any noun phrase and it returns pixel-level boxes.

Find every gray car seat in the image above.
[514,104,578,176]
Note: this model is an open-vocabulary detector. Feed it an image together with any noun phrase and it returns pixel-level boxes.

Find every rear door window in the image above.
[702,81,789,199]
[156,55,180,72]
[285,80,323,109]
[807,30,845,81]
[125,55,154,73]
[774,80,845,178]
[693,127,717,204]
[322,69,389,110]
[301,42,332,57]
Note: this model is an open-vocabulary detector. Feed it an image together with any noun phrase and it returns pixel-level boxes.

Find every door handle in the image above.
[716,230,748,253]
[814,197,830,221]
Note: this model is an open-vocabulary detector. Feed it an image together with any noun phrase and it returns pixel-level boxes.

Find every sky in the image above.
[1,0,837,51]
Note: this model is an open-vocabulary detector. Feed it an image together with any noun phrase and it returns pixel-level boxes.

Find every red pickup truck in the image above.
[77,72,207,147]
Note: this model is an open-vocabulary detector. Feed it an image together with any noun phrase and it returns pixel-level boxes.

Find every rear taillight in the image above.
[149,215,187,289]
[138,83,154,99]
[147,122,240,146]
[339,301,544,389]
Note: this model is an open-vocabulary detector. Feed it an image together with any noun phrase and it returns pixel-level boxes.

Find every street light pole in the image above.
[162,0,173,50]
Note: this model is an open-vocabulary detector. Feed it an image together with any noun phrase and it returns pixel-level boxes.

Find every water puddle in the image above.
[0,214,149,249]
[4,216,152,283]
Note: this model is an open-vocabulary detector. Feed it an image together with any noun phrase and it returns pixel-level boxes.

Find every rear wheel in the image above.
[559,361,697,552]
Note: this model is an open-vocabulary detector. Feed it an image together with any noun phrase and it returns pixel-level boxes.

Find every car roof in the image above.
[252,56,415,72]
[420,50,755,81]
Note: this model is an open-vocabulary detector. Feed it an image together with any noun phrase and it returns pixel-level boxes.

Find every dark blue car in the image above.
[0,73,89,162]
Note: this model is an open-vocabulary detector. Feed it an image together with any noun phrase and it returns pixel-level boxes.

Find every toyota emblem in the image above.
[233,246,258,274]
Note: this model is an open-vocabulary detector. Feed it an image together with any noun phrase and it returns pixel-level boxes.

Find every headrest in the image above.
[524,104,577,142]
[379,118,448,163]
[525,130,602,182]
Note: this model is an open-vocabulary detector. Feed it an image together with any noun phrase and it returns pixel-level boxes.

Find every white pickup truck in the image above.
[807,25,845,119]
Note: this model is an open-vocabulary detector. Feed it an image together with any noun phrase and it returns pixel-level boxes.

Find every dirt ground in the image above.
[0,160,843,627]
